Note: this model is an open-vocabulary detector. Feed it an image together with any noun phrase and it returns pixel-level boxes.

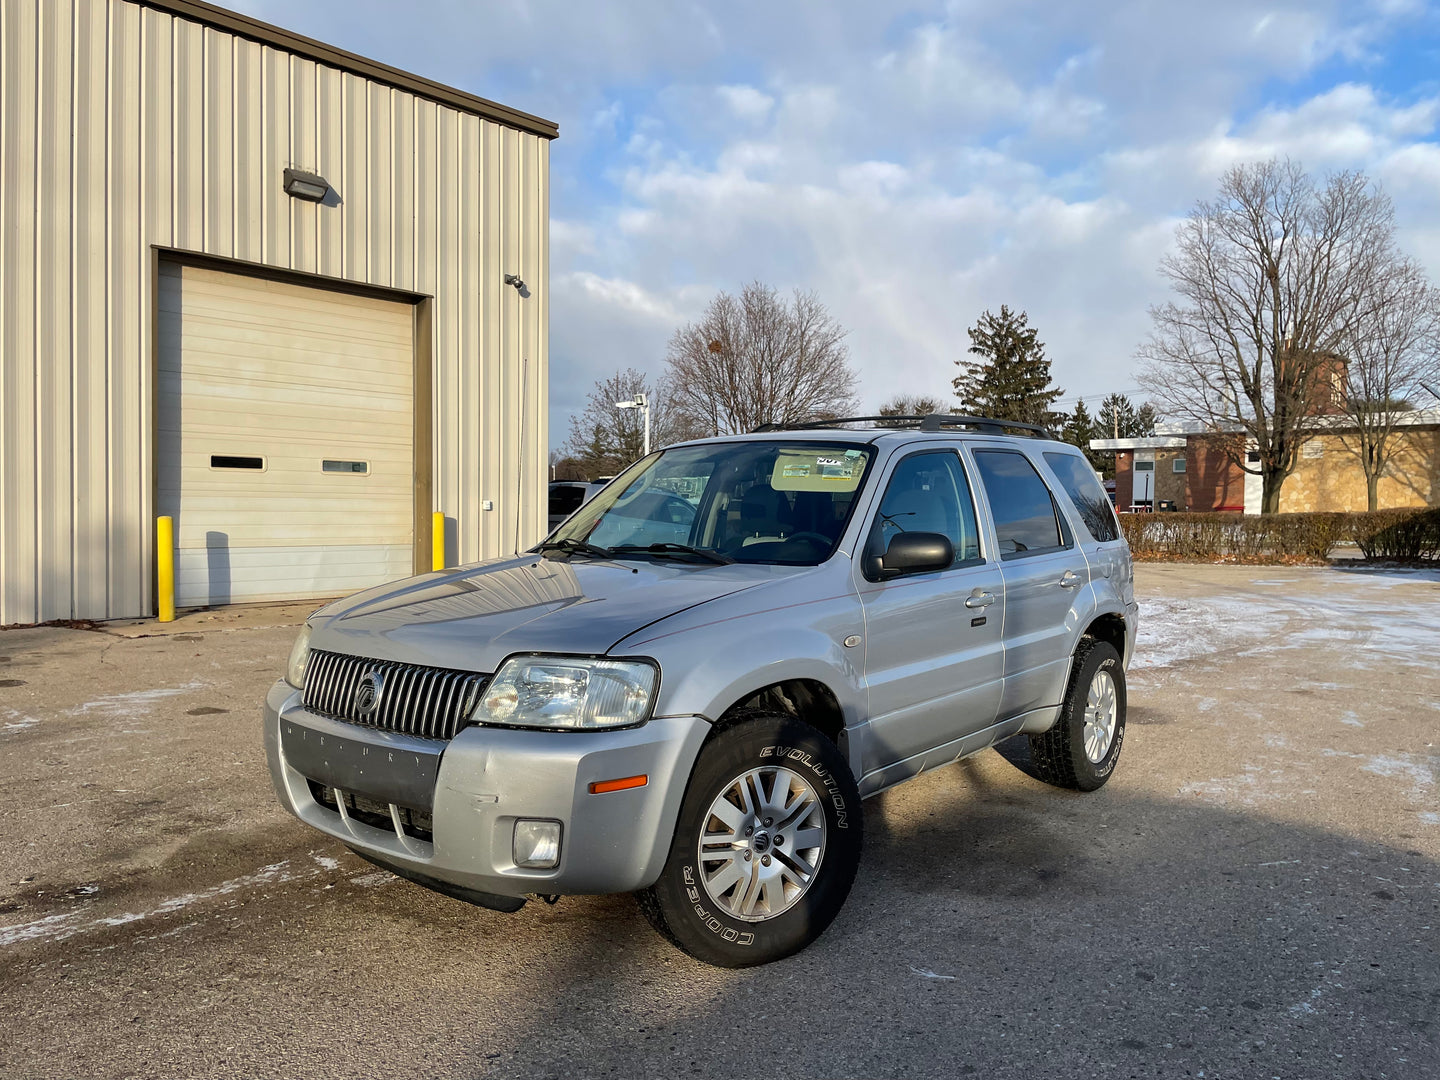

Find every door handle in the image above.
[965,589,995,609]
[1059,569,1083,588]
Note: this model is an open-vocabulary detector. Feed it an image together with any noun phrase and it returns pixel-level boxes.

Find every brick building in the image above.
[1092,410,1439,514]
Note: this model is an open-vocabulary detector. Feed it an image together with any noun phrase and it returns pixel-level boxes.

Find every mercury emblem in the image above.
[355,670,384,718]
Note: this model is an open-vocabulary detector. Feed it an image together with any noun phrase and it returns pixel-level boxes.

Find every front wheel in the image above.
[1028,638,1126,791]
[638,715,863,967]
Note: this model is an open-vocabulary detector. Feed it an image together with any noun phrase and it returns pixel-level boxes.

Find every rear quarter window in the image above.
[1043,452,1120,543]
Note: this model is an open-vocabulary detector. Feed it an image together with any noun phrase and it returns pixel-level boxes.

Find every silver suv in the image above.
[264,415,1137,967]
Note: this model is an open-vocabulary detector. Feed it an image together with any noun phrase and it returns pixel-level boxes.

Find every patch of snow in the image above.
[1132,597,1284,670]
[1339,711,1364,728]
[1,707,41,734]
[1322,749,1437,799]
[310,853,341,871]
[1179,764,1294,806]
[1361,754,1436,799]
[0,912,81,948]
[0,860,315,950]
[350,872,393,888]
[1134,572,1440,673]
[68,682,205,720]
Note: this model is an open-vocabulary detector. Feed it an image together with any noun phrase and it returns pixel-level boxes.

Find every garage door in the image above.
[157,262,416,608]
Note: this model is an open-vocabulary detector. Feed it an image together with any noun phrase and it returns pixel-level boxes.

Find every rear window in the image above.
[549,485,588,516]
[1043,452,1120,543]
[972,450,1068,558]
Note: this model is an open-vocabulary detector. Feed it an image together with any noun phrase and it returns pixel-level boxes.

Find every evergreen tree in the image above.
[1061,399,1106,471]
[953,306,1064,427]
[1095,393,1159,440]
[876,393,948,426]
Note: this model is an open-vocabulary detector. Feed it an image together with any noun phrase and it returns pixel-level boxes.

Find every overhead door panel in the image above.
[157,262,415,607]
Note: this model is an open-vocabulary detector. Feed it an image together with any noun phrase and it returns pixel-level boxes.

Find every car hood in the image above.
[307,554,784,672]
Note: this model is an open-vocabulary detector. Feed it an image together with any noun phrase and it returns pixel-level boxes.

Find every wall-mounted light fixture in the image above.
[283,167,330,203]
[504,273,530,298]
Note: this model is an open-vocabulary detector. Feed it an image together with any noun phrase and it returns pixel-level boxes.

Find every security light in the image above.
[283,167,330,202]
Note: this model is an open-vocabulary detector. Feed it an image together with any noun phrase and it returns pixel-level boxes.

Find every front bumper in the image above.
[263,680,709,900]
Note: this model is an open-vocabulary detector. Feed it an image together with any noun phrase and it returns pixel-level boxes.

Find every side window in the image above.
[869,451,981,568]
[972,450,1068,558]
[1043,452,1120,543]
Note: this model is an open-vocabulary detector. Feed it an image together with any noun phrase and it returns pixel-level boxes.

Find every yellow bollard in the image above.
[157,516,176,622]
[432,511,446,571]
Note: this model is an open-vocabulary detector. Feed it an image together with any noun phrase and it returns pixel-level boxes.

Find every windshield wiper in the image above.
[534,537,615,559]
[611,543,734,565]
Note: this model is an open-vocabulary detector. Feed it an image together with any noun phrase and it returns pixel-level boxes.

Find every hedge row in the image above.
[1118,508,1440,563]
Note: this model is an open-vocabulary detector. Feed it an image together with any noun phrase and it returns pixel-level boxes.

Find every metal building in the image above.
[0,0,555,624]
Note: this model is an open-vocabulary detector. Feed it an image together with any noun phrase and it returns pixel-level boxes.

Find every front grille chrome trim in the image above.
[301,650,487,741]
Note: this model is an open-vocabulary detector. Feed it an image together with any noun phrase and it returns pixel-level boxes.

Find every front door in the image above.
[857,449,1005,779]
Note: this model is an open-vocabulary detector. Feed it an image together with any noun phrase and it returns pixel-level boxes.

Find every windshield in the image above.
[545,441,876,565]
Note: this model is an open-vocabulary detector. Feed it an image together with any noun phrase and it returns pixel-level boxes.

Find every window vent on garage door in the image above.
[211,455,266,470]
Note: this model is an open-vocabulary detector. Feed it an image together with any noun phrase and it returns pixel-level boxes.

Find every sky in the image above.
[237,0,1440,450]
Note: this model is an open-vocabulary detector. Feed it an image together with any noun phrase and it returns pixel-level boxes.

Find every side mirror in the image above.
[880,532,954,577]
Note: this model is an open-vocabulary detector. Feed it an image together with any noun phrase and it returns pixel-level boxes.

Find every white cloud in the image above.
[234,0,1440,441]
[716,84,775,121]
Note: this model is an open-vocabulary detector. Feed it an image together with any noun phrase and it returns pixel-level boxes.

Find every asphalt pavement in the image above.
[1,563,1437,1079]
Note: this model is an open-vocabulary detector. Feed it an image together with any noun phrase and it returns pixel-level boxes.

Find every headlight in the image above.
[285,625,313,689]
[472,656,657,730]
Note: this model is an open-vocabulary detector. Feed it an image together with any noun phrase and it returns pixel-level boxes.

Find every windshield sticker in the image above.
[772,450,868,492]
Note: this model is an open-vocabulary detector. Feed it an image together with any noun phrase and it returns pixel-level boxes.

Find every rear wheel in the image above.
[638,715,862,967]
[1028,638,1126,791]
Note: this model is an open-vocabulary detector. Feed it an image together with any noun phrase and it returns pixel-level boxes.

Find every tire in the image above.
[638,715,863,968]
[1028,638,1126,792]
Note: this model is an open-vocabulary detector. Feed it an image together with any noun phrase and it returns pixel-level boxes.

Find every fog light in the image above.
[513,820,562,869]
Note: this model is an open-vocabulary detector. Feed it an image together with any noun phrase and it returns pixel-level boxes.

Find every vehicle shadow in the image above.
[452,751,1439,1080]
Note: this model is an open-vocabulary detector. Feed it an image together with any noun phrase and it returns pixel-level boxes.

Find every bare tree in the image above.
[664,282,859,435]
[1335,258,1440,510]
[876,393,948,426]
[563,368,696,478]
[1139,160,1397,513]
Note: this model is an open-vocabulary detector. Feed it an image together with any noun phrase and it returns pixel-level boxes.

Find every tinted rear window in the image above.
[973,450,1067,557]
[549,486,588,516]
[1043,452,1120,542]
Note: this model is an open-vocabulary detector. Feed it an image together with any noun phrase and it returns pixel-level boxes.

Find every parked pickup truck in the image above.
[264,414,1137,967]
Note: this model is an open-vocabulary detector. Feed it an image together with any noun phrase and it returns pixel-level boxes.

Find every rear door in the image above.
[857,448,1005,777]
[968,446,1088,722]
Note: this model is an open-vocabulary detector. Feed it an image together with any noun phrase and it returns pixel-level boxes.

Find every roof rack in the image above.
[751,414,1055,438]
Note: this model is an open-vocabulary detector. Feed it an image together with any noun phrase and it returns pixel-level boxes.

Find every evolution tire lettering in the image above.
[759,746,849,829]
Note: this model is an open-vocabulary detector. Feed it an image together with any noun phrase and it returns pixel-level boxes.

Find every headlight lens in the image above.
[286,625,313,689]
[473,657,657,730]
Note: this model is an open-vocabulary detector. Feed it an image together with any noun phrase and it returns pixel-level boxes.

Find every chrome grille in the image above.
[302,650,487,741]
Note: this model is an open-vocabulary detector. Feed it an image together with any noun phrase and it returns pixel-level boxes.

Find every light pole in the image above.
[615,392,651,457]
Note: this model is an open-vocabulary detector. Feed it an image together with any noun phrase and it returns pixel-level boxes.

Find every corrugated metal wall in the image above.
[0,0,549,623]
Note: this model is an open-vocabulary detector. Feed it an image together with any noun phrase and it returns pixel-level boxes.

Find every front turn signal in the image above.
[588,774,648,795]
